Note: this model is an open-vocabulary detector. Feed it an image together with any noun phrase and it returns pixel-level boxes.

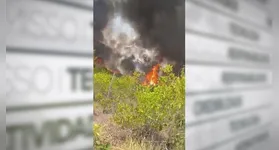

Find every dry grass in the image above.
[112,138,164,150]
[94,102,132,146]
[94,102,168,150]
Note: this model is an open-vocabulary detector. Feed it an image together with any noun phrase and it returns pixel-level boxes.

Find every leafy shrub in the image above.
[94,67,139,113]
[93,65,185,149]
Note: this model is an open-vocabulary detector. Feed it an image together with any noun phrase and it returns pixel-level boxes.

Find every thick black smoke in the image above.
[94,0,185,74]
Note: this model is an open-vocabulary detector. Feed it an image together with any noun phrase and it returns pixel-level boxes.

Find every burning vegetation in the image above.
[95,56,161,86]
[93,0,185,149]
[93,64,185,150]
[142,64,160,86]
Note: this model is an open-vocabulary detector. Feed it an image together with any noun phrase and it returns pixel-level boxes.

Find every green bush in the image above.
[94,67,139,113]
[94,65,185,149]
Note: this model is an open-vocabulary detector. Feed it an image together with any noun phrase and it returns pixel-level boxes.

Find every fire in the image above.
[142,64,160,86]
[94,56,160,84]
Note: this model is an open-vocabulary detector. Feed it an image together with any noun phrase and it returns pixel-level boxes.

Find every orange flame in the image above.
[95,56,161,80]
[142,64,160,86]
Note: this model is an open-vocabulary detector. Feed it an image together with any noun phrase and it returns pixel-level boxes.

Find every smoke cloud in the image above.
[94,0,185,74]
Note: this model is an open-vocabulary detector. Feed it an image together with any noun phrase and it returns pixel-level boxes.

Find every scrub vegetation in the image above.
[93,65,185,150]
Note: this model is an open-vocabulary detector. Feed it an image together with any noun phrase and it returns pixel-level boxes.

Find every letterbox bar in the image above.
[186,89,272,124]
[186,33,271,67]
[6,0,93,52]
[191,0,271,28]
[186,108,270,150]
[6,105,93,150]
[186,1,272,48]
[6,53,93,108]
[186,65,272,93]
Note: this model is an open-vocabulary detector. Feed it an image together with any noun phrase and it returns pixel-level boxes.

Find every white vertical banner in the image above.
[186,0,273,149]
